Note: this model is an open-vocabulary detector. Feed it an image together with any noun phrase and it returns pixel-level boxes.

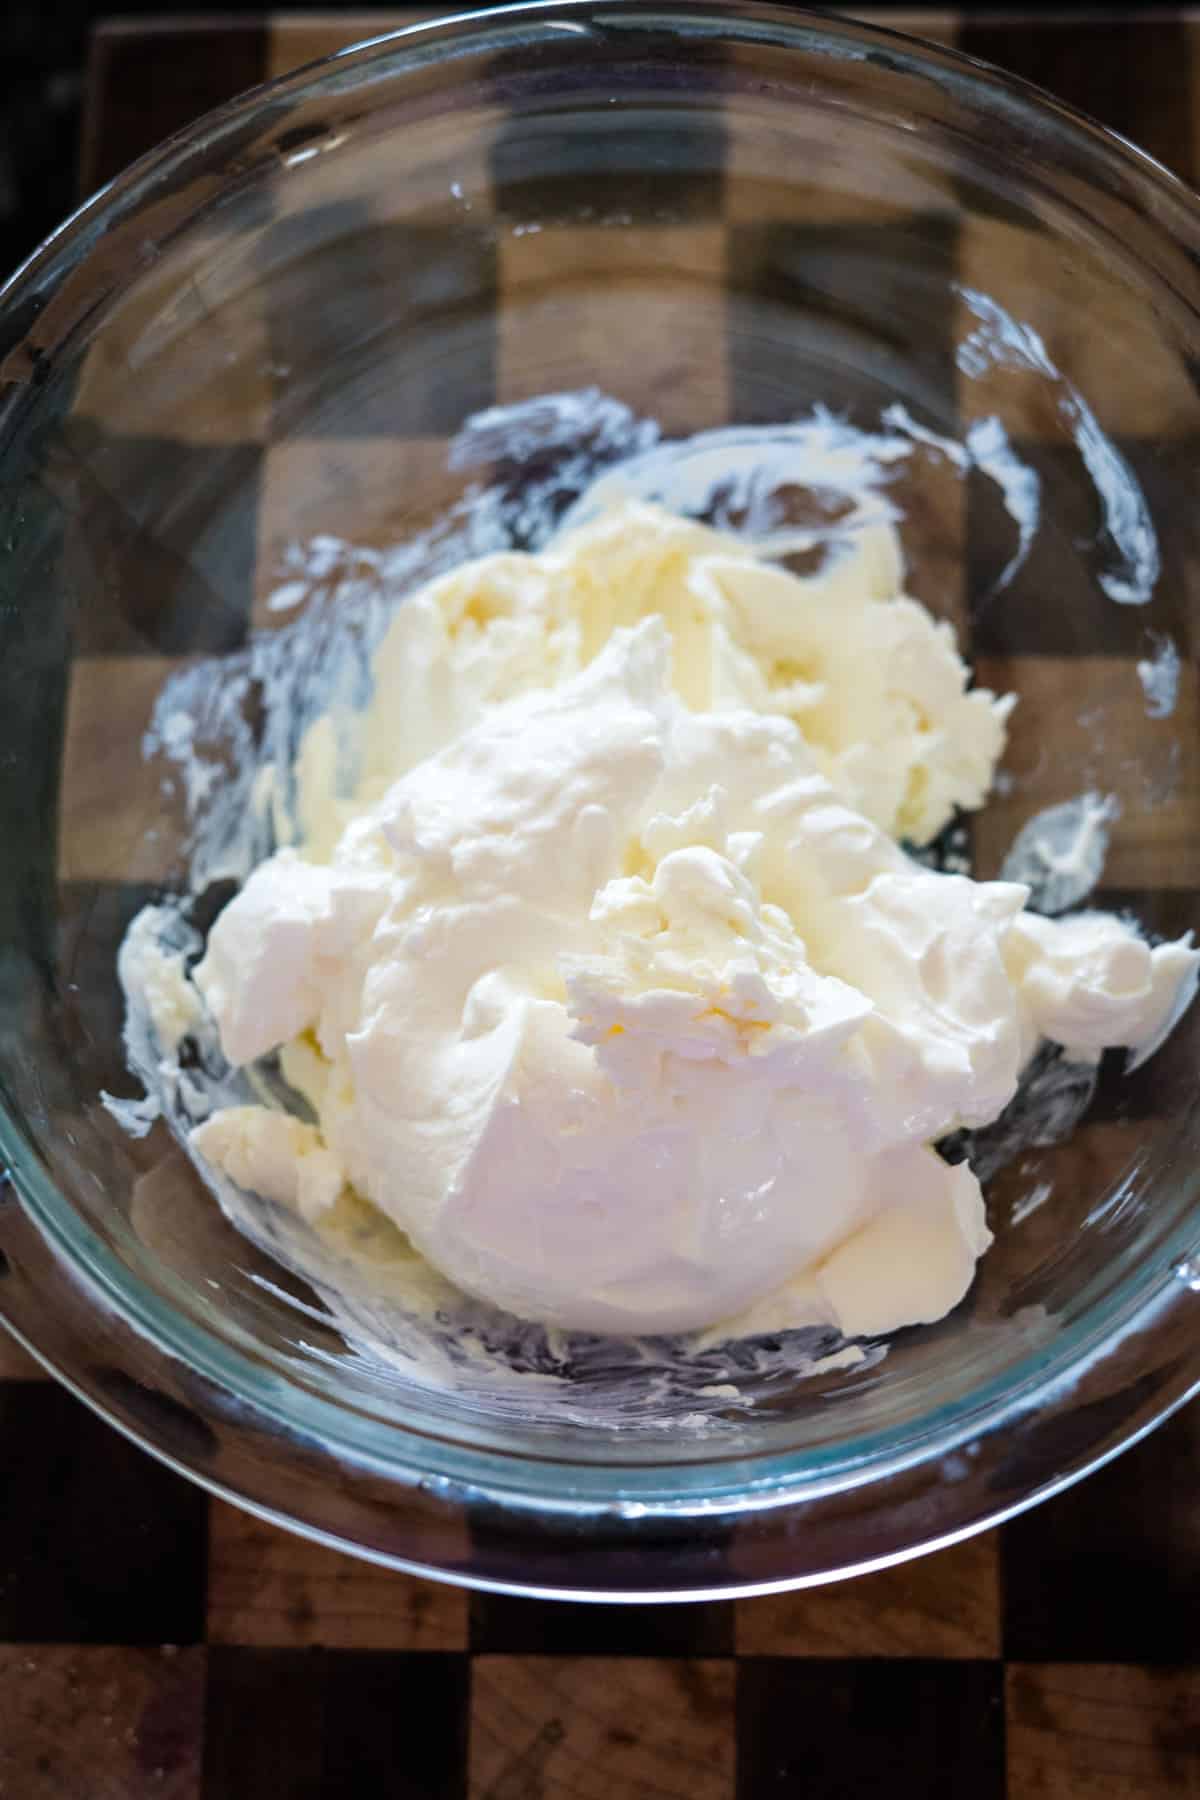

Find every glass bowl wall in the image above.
[0,2,1198,1597]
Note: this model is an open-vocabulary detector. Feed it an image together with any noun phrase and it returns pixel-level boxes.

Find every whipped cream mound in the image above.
[295,500,1012,858]
[180,504,1198,1340]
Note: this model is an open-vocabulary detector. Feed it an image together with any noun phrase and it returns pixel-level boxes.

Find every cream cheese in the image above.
[290,501,1012,857]
[169,502,1197,1340]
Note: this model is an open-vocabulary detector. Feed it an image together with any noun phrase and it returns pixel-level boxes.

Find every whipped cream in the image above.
[291,502,1012,857]
[173,502,1197,1340]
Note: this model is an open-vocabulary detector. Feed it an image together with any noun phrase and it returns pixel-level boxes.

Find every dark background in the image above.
[0,1,1134,285]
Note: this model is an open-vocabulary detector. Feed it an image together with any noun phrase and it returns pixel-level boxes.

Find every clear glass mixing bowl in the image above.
[1,0,1199,1599]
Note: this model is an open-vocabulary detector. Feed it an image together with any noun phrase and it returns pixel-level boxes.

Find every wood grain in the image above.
[1006,1664,1200,1798]
[469,1657,736,1800]
[0,1325,49,1381]
[0,1646,204,1800]
[736,1532,1001,1659]
[207,1500,468,1650]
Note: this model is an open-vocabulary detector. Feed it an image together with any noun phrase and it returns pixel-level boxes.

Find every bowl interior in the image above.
[2,3,1200,1494]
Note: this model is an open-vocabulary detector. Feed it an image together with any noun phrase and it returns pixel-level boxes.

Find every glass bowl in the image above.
[1,0,1199,1601]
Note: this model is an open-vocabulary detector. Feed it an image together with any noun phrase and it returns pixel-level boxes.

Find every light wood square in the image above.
[497,223,729,435]
[469,1656,736,1800]
[736,1530,1000,1658]
[1006,1664,1200,1799]
[957,214,1195,442]
[207,1499,468,1649]
[58,656,191,885]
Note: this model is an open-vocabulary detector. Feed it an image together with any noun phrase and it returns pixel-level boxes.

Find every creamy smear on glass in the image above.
[119,486,1199,1346]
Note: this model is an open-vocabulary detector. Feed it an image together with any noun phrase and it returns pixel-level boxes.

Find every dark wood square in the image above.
[82,23,269,194]
[470,1590,734,1657]
[260,205,497,440]
[489,29,727,224]
[959,16,1196,184]
[728,212,961,430]
[735,1657,1006,1800]
[0,1380,208,1645]
[1002,1400,1200,1664]
[202,1646,468,1800]
[53,427,263,656]
[968,439,1200,661]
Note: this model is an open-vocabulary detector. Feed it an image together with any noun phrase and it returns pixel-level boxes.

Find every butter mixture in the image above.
[145,501,1197,1340]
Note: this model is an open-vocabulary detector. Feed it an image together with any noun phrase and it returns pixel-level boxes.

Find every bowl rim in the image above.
[2,0,1200,1594]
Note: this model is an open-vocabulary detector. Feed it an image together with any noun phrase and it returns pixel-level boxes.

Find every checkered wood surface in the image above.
[2,9,1199,1797]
